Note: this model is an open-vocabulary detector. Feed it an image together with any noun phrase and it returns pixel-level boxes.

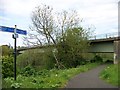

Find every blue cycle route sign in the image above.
[0,26,27,35]
[0,25,27,80]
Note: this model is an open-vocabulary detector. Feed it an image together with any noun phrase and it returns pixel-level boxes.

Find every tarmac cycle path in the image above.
[65,64,118,88]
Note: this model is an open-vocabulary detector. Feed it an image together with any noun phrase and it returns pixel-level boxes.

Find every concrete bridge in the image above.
[90,39,120,64]
[89,32,120,64]
[18,32,120,64]
[89,32,119,53]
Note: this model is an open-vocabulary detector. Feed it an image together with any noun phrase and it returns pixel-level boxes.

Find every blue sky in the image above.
[0,0,119,46]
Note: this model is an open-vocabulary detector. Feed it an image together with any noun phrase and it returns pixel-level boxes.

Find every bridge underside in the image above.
[89,40,120,64]
[89,41,114,53]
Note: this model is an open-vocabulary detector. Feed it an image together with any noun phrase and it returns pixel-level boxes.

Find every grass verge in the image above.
[100,64,119,86]
[3,62,100,88]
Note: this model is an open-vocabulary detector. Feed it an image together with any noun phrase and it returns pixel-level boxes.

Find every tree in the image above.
[57,27,90,68]
[0,45,13,56]
[23,5,56,46]
[55,10,82,41]
[23,4,93,69]
[24,5,83,47]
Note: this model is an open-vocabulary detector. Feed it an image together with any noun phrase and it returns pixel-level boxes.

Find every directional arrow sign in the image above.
[0,26,27,35]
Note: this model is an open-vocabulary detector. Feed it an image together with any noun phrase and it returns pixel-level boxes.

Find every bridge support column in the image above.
[114,40,120,64]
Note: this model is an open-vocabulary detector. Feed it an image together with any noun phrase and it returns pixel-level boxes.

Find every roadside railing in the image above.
[89,32,119,40]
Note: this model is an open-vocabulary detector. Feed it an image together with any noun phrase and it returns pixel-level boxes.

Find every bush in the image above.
[37,69,50,77]
[56,28,90,68]
[20,65,36,76]
[57,44,88,68]
[91,53,113,63]
[1,45,13,56]
[2,62,100,88]
[2,56,14,78]
[17,49,46,69]
[43,50,56,69]
[11,82,22,88]
[91,55,103,63]
[17,49,56,70]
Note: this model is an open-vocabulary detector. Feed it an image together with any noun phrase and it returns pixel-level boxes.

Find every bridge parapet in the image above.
[90,32,119,40]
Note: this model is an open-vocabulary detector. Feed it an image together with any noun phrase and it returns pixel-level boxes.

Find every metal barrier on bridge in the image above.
[89,32,119,40]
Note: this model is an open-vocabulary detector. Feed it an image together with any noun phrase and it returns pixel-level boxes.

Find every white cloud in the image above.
[2,0,34,16]
[77,0,118,34]
[0,16,11,21]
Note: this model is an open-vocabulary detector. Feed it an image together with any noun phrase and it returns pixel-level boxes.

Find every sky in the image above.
[0,0,119,47]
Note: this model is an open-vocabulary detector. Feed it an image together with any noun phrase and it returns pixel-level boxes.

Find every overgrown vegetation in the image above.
[23,4,94,69]
[1,4,116,89]
[0,45,13,56]
[3,63,100,88]
[56,28,90,68]
[90,54,103,63]
[17,49,56,70]
[1,45,14,78]
[96,53,113,63]
[17,48,106,72]
[2,56,14,78]
[100,64,119,86]
[17,27,93,69]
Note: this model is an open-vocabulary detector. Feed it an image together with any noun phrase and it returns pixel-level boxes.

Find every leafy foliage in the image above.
[0,45,13,56]
[17,49,43,68]
[20,65,36,76]
[56,27,90,68]
[95,53,113,63]
[22,4,93,69]
[91,54,103,63]
[3,63,100,88]
[43,49,56,69]
[2,56,14,78]
[100,64,118,86]
[17,49,56,70]
[11,82,22,88]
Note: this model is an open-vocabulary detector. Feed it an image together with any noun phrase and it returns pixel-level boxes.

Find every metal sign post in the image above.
[12,25,18,80]
[0,25,27,80]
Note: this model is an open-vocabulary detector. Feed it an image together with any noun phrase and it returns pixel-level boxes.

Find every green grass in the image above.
[3,62,100,88]
[100,64,119,86]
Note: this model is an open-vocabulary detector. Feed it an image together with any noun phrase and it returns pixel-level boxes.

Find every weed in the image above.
[3,62,100,88]
[100,64,118,86]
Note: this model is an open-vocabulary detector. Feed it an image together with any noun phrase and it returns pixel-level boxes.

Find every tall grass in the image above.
[3,62,100,88]
[100,64,119,86]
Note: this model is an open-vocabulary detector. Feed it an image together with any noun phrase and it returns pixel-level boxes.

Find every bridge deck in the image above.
[18,32,120,52]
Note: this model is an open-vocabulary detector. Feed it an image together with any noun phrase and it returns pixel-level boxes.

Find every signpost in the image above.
[0,25,27,80]
[0,26,27,35]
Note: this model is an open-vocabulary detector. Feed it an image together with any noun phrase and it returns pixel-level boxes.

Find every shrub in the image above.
[43,49,56,69]
[17,49,56,70]
[11,82,22,88]
[2,56,14,78]
[37,69,50,77]
[20,65,36,76]
[17,49,44,69]
[1,45,13,56]
[56,28,90,68]
[91,53,113,63]
[3,62,100,88]
[91,55,103,63]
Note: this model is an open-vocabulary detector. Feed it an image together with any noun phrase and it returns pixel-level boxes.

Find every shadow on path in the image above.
[65,64,118,88]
